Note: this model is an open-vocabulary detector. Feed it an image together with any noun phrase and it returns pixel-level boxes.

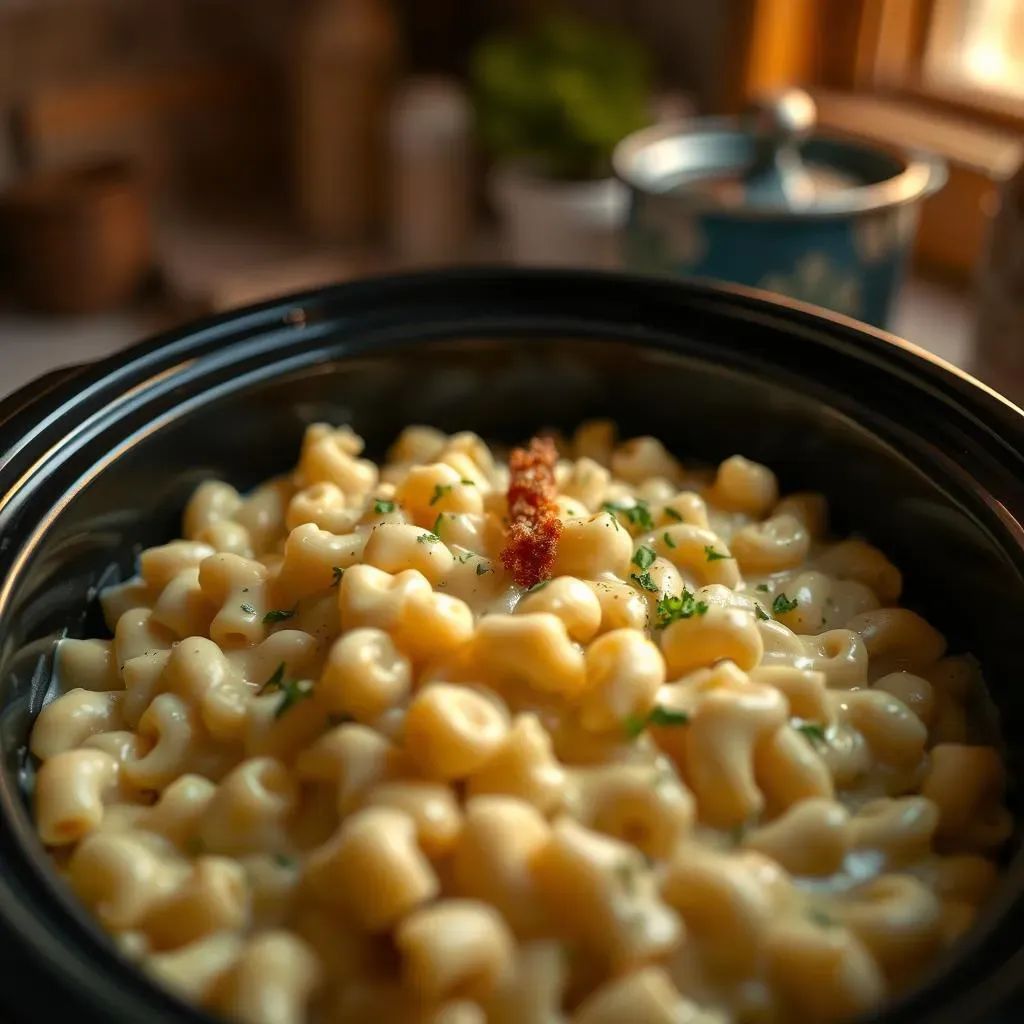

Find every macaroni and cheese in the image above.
[30,421,1011,1024]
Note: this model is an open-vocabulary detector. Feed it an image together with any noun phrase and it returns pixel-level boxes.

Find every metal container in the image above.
[614,90,947,329]
[0,269,1023,1023]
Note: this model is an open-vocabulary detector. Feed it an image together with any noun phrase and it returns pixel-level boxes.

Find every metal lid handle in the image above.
[743,88,817,207]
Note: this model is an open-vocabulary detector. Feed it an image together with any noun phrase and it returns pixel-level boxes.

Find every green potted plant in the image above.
[471,13,651,267]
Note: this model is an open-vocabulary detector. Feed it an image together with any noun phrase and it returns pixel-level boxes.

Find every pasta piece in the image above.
[484,940,567,1024]
[451,796,551,939]
[743,798,852,876]
[395,899,516,1003]
[362,781,463,858]
[661,846,790,975]
[318,628,412,723]
[533,818,683,972]
[708,455,779,517]
[579,629,665,733]
[68,830,190,930]
[474,614,587,698]
[35,748,120,845]
[215,931,321,1024]
[144,932,245,1006]
[516,575,603,643]
[404,684,509,781]
[466,713,569,815]
[574,966,727,1024]
[30,689,124,760]
[303,807,439,931]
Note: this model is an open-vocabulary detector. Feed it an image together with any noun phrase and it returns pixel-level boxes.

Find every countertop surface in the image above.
[0,275,976,402]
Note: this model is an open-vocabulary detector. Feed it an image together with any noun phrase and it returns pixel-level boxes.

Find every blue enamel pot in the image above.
[613,94,947,330]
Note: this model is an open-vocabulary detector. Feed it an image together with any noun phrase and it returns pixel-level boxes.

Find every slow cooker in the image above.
[0,268,1023,1023]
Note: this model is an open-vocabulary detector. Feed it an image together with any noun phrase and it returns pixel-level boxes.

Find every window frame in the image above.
[730,0,1024,280]
[860,0,1024,130]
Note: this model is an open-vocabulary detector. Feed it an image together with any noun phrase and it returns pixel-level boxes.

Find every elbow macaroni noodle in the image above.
[30,421,1011,1024]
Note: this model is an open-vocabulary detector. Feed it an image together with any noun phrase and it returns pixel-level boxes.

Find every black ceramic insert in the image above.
[0,268,1022,1023]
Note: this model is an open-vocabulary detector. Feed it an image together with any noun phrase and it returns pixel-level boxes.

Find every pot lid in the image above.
[613,88,946,219]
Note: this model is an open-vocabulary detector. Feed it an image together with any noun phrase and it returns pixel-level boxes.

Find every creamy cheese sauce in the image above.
[35,422,1009,1024]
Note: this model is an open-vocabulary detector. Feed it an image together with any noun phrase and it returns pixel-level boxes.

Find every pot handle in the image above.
[743,88,817,208]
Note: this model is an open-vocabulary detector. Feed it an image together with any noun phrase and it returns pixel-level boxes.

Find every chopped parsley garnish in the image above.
[258,663,287,695]
[624,715,648,739]
[417,527,441,544]
[240,602,256,615]
[273,853,298,868]
[331,566,344,586]
[614,859,639,894]
[630,571,658,593]
[663,507,684,522]
[461,478,475,486]
[796,722,828,746]
[663,532,677,549]
[432,513,445,536]
[655,591,708,629]
[807,908,837,928]
[373,498,396,514]
[772,592,799,614]
[704,545,729,562]
[632,546,657,571]
[622,910,647,936]
[626,501,655,531]
[526,579,550,593]
[625,704,690,738]
[274,679,314,719]
[730,823,748,844]
[648,706,690,728]
[429,484,453,505]
[602,499,654,531]
[475,563,491,576]
[263,606,297,624]
[754,604,770,621]
[755,583,770,592]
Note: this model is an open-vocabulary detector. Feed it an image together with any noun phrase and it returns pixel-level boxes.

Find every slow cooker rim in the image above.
[1,267,1023,1023]
[1,268,1022,474]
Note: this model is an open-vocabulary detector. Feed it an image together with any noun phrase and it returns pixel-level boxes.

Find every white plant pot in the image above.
[488,163,628,269]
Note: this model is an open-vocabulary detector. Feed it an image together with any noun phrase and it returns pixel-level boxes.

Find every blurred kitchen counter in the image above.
[0,300,175,398]
[0,272,974,402]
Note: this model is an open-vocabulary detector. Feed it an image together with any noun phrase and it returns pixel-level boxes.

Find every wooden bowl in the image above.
[0,159,151,314]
